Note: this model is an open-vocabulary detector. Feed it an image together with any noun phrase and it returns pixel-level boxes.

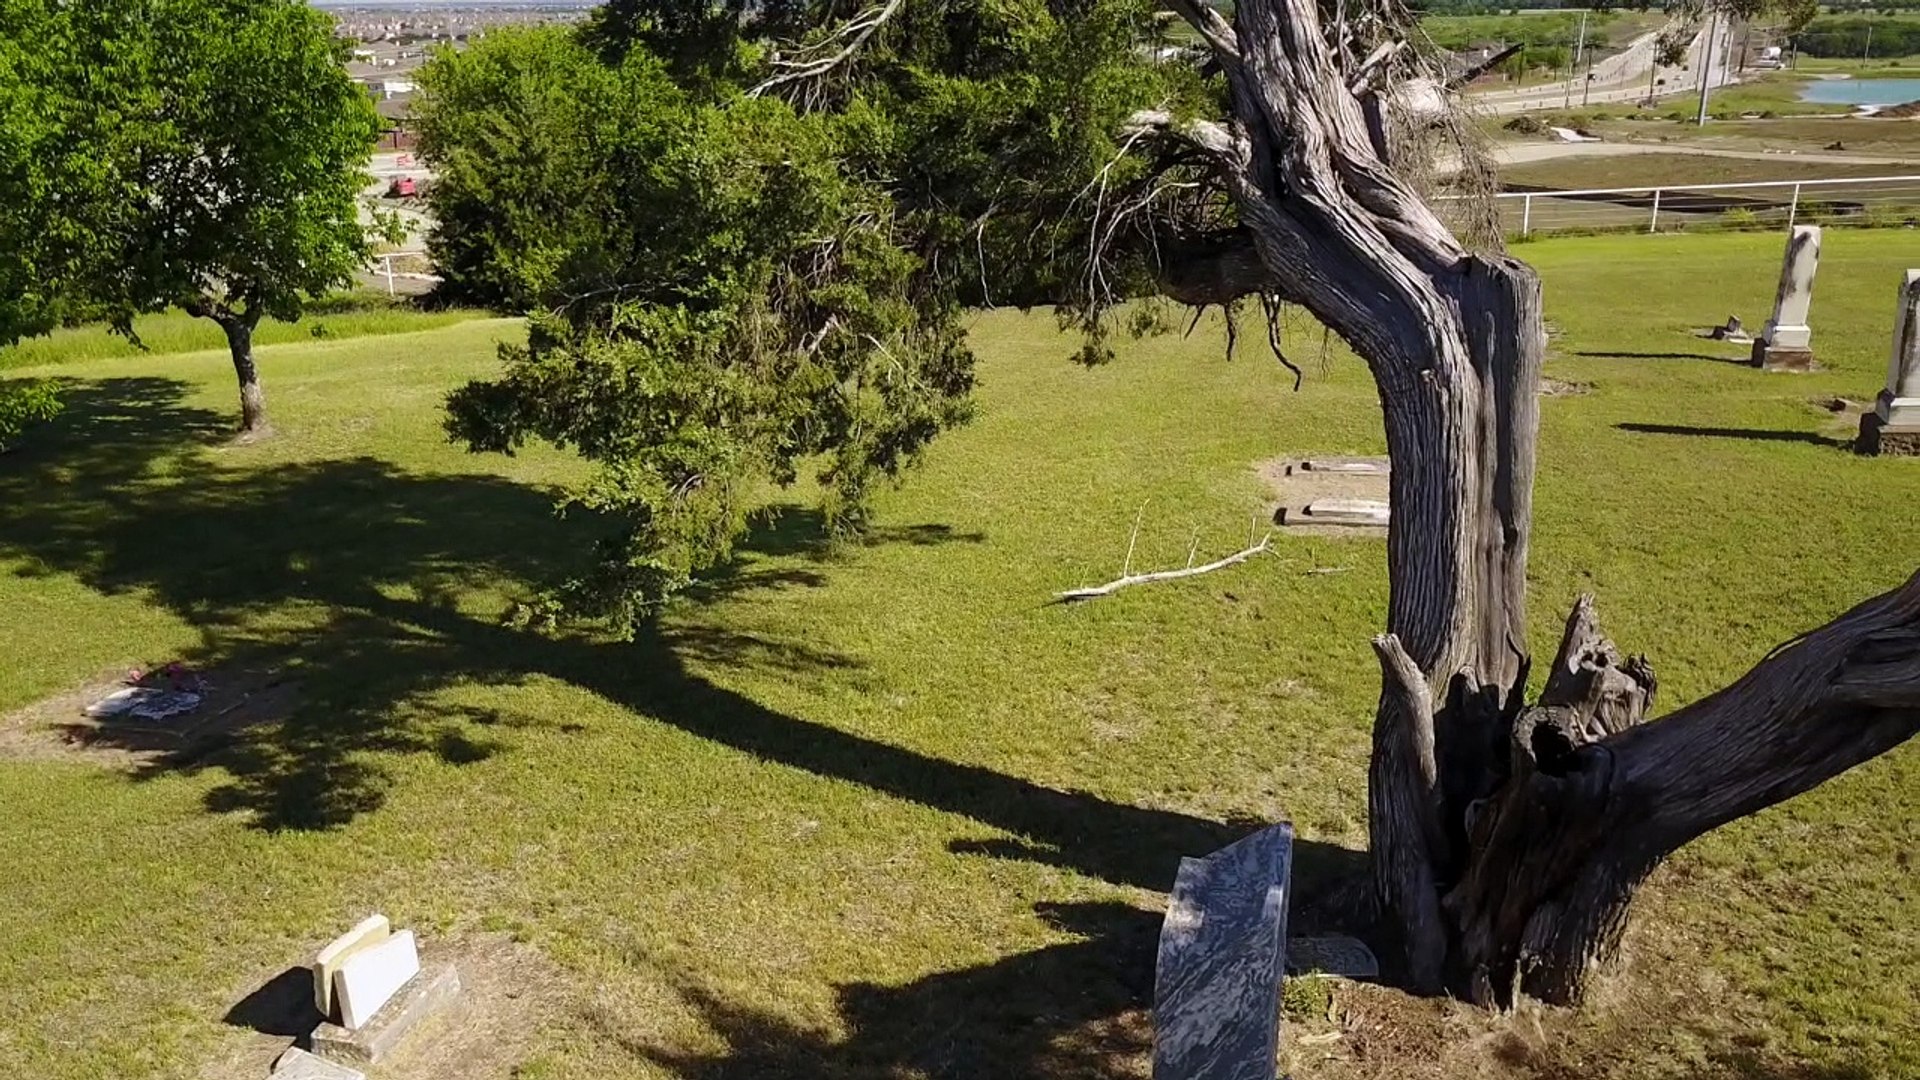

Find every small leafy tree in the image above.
[30,0,385,436]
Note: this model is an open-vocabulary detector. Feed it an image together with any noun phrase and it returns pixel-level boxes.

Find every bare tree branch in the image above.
[749,0,904,100]
[1055,534,1273,602]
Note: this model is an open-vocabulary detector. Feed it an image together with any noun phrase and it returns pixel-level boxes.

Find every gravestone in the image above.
[1285,934,1380,980]
[312,914,391,1022]
[310,925,462,1066]
[1152,822,1293,1080]
[1300,499,1389,527]
[1858,269,1920,456]
[1751,225,1821,372]
[334,930,419,1030]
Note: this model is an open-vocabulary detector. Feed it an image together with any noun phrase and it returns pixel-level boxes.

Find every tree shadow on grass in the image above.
[0,378,1332,886]
[1,376,1372,1077]
[1574,349,1751,366]
[616,901,1163,1080]
[1615,421,1849,448]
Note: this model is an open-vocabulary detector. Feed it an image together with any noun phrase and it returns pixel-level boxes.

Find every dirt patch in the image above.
[0,662,300,769]
[205,934,572,1080]
[1540,377,1593,397]
[1258,456,1389,538]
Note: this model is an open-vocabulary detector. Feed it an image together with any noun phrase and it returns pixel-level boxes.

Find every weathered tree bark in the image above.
[219,313,269,437]
[182,297,270,437]
[1148,0,1920,1007]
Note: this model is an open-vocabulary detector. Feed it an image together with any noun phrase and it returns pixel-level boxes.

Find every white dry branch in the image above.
[1055,532,1276,602]
[749,0,904,101]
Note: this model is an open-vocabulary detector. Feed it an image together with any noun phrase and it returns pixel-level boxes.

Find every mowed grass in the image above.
[1500,151,1913,190]
[0,232,1915,1079]
[0,295,485,371]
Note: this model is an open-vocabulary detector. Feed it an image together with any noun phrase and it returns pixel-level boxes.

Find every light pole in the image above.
[1696,12,1719,127]
[1565,9,1588,110]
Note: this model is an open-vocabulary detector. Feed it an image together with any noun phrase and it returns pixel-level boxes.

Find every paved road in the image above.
[1469,23,1735,116]
[362,151,437,251]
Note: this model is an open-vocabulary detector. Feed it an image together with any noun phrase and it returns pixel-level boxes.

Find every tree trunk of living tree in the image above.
[1148,0,1920,1008]
[219,312,269,437]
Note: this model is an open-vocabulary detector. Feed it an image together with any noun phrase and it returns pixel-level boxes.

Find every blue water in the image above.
[1799,78,1920,105]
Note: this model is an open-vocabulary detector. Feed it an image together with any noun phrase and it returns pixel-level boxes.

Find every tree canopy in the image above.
[422,0,1295,629]
[1,0,385,433]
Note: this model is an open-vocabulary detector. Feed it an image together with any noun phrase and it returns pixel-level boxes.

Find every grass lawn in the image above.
[0,232,1915,1080]
[1795,55,1920,78]
[1499,151,1912,190]
[1590,114,1920,158]
[0,295,485,372]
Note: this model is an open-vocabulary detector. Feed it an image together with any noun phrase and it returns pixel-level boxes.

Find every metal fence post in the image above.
[1648,187,1662,233]
[1787,182,1801,229]
[1521,193,1533,237]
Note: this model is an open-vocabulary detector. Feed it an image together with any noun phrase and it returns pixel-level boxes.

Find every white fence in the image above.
[371,250,441,296]
[1473,174,1920,237]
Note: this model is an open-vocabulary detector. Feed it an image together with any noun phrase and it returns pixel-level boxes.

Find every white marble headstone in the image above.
[333,929,419,1031]
[1763,225,1821,350]
[312,914,391,1021]
[1879,269,1920,428]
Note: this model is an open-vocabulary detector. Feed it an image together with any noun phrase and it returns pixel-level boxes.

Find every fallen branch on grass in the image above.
[1055,533,1275,602]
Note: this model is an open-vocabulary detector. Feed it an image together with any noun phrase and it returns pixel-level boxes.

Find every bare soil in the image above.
[0,662,300,769]
[1258,456,1390,538]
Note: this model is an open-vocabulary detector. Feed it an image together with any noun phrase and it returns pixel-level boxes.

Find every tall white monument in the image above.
[1752,225,1821,372]
[1859,269,1920,456]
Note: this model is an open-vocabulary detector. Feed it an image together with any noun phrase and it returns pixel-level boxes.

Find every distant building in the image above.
[378,78,416,100]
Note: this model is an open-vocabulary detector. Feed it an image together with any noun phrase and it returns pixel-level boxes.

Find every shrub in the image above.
[1282,973,1336,1022]
[0,379,61,451]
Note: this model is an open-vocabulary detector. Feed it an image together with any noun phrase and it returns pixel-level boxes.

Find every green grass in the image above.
[1501,151,1910,190]
[1584,114,1920,157]
[1648,72,1854,119]
[0,233,1915,1079]
[1419,11,1662,51]
[1794,54,1920,77]
[0,295,487,372]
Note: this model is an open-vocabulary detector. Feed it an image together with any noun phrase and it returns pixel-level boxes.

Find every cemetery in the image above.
[1,0,1916,1076]
[0,227,1914,1079]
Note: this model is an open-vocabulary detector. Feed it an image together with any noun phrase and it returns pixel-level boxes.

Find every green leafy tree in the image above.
[422,0,1920,1009]
[17,0,384,436]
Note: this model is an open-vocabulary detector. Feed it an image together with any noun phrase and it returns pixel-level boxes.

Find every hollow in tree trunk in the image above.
[1143,0,1920,1007]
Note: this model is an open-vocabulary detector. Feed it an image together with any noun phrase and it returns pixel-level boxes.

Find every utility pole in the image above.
[1696,12,1719,127]
[1582,9,1597,105]
[1559,8,1589,110]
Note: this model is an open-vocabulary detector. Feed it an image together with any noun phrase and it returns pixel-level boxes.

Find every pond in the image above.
[1798,77,1920,106]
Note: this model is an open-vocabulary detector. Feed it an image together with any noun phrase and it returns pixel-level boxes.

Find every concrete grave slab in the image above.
[312,960,462,1066]
[312,914,391,1022]
[1286,934,1380,979]
[1300,499,1389,527]
[334,929,419,1031]
[272,1046,366,1080]
[1291,457,1389,476]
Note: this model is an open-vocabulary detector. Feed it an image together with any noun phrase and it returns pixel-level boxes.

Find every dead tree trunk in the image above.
[1146,0,1920,1007]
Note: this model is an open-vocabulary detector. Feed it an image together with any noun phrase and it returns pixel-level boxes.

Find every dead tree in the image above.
[1138,0,1920,1005]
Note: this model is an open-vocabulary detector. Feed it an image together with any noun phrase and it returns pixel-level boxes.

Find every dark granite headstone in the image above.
[1152,822,1293,1080]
